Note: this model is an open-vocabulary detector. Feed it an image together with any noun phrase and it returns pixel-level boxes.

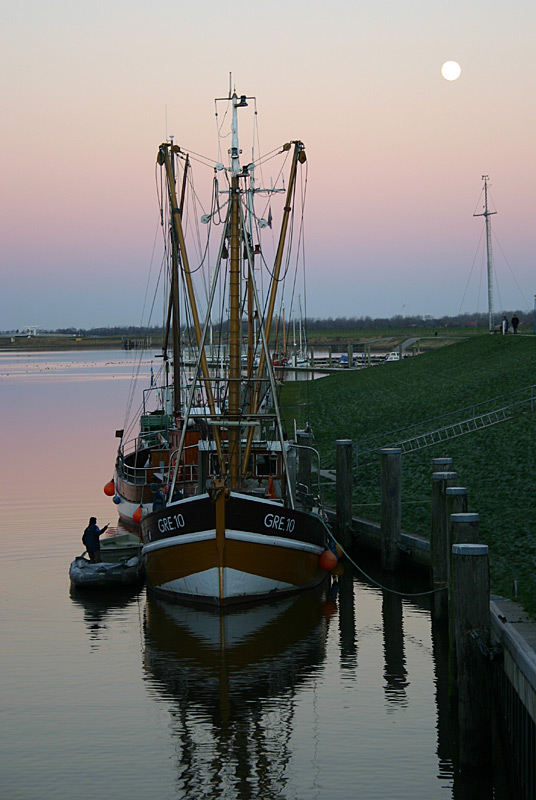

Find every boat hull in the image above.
[113,472,154,527]
[141,492,328,606]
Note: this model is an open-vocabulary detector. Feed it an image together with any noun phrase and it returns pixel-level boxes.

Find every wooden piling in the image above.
[446,488,468,559]
[432,457,453,472]
[380,447,402,572]
[431,471,457,619]
[450,512,479,546]
[446,487,467,521]
[451,543,491,768]
[448,512,480,688]
[336,439,353,551]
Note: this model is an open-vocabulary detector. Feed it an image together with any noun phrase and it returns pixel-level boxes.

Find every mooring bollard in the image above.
[431,471,457,619]
[380,448,402,572]
[336,439,353,551]
[450,543,491,768]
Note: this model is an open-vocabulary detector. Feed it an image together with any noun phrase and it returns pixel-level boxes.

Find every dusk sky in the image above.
[3,0,535,330]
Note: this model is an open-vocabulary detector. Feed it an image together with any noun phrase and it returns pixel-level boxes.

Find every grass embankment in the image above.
[281,334,536,616]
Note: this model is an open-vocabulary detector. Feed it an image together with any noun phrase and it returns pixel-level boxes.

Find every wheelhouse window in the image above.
[255,454,278,477]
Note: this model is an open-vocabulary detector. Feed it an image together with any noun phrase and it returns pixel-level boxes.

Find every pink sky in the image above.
[3,0,535,329]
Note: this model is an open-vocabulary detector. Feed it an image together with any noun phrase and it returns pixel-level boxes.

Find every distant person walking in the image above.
[511,314,519,334]
[82,517,109,563]
[501,316,509,335]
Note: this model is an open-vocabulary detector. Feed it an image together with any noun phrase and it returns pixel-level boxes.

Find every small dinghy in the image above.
[69,528,144,589]
[69,554,144,588]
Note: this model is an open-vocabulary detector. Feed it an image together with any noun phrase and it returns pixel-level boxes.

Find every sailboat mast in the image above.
[474,174,497,333]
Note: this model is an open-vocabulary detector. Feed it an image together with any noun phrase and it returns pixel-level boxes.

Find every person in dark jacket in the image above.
[511,314,519,334]
[82,517,109,563]
[151,480,167,512]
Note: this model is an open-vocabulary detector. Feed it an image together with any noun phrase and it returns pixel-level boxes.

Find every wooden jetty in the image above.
[330,442,536,789]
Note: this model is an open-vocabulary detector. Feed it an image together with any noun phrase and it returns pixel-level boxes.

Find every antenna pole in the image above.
[474,175,497,333]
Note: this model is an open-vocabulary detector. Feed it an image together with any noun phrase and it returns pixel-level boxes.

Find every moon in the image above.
[441,61,461,81]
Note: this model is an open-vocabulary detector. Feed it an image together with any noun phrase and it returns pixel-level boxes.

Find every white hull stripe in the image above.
[226,530,323,554]
[143,529,323,556]
[143,530,216,554]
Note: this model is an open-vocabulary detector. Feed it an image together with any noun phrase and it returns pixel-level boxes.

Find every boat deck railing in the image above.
[116,431,172,485]
[294,443,323,510]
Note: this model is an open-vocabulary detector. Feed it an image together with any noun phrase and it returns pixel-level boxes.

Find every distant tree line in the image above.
[2,311,533,337]
[303,310,533,331]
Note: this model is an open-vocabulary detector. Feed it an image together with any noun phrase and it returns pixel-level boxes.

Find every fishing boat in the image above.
[109,83,336,606]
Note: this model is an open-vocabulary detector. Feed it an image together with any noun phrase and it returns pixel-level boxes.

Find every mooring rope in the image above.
[311,512,445,599]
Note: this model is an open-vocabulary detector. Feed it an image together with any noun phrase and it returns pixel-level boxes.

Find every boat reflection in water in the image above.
[142,584,335,797]
[69,586,144,645]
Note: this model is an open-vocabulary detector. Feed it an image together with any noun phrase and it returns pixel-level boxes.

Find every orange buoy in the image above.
[132,506,143,524]
[319,549,338,572]
[103,479,115,496]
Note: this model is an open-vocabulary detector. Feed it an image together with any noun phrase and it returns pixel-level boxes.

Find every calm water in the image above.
[0,350,509,799]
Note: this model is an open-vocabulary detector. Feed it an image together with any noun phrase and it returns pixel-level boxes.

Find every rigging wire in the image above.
[457,225,485,317]
[121,163,169,436]
[492,231,531,310]
[287,159,308,319]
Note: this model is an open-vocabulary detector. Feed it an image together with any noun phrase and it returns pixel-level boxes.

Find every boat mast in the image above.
[157,143,225,467]
[228,91,248,488]
[170,149,189,413]
[161,145,188,412]
[241,140,306,476]
[474,175,497,333]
